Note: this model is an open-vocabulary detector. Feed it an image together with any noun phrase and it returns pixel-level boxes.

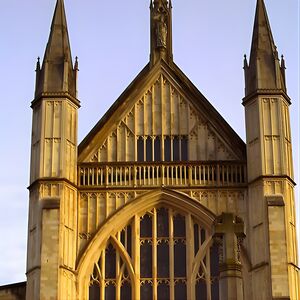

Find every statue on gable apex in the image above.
[153,0,168,49]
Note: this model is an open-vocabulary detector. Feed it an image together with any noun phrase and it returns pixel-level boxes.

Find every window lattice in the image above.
[89,207,219,300]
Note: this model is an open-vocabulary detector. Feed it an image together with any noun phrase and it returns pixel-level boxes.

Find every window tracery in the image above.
[88,207,219,300]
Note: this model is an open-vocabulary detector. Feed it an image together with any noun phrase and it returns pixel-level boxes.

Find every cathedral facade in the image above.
[0,0,299,299]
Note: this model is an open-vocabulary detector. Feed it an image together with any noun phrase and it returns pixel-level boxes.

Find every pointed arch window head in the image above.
[88,207,219,300]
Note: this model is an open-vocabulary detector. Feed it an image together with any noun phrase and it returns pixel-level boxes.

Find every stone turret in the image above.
[26,1,79,299]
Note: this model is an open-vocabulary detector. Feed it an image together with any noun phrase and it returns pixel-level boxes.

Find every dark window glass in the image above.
[105,244,116,279]
[201,228,206,245]
[140,214,152,238]
[196,278,207,300]
[210,243,220,300]
[174,240,186,277]
[194,224,199,255]
[154,137,161,161]
[140,241,152,278]
[121,281,132,300]
[175,281,187,300]
[105,283,115,300]
[140,283,153,300]
[127,225,132,257]
[157,208,169,237]
[173,136,180,161]
[121,229,125,246]
[137,137,144,162]
[181,136,188,161]
[164,136,171,161]
[173,214,185,238]
[157,282,170,300]
[157,240,169,278]
[89,282,100,300]
[146,137,152,162]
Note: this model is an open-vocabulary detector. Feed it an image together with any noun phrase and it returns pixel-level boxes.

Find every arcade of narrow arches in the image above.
[88,206,220,300]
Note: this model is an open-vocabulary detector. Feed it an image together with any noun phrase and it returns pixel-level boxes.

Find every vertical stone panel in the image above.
[40,209,59,300]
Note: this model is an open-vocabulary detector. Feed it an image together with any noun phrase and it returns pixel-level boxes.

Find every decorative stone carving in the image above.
[153,1,168,48]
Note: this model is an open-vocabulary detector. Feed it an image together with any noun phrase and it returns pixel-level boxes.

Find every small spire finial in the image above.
[74,56,79,71]
[281,55,286,69]
[35,57,41,72]
[243,54,248,69]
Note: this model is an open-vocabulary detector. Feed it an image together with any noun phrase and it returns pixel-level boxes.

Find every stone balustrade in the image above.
[78,161,247,188]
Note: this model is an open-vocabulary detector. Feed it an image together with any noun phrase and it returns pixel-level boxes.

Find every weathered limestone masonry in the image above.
[243,0,299,298]
[26,1,79,299]
[9,0,297,299]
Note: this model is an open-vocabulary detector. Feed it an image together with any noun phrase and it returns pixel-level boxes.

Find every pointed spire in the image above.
[35,0,77,99]
[150,0,173,66]
[244,0,286,96]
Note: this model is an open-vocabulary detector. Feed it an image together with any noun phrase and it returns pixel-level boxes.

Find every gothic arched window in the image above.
[88,207,219,300]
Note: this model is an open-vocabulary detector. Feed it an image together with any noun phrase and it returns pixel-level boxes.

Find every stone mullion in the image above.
[87,194,90,235]
[100,249,105,300]
[170,82,173,137]
[187,102,191,160]
[116,232,121,300]
[134,104,137,162]
[143,94,147,137]
[161,76,165,161]
[133,215,140,300]
[153,208,158,300]
[151,85,155,136]
[186,213,194,300]
[169,210,175,300]
[206,248,212,300]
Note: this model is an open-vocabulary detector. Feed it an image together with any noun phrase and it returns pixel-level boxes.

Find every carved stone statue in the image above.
[153,1,168,49]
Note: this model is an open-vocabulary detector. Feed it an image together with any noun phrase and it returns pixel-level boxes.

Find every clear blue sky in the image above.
[0,0,299,285]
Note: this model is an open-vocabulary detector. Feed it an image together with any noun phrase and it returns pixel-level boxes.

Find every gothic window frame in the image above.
[76,190,218,300]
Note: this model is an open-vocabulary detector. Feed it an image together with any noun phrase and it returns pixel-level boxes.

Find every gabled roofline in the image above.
[78,60,246,161]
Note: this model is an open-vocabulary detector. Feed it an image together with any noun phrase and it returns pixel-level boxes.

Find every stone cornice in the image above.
[248,175,296,187]
[242,89,291,106]
[28,177,77,191]
[31,91,80,109]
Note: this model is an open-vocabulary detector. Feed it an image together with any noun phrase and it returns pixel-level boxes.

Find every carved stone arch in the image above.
[76,188,216,300]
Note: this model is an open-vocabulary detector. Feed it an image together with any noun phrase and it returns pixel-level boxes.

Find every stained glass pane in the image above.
[140,241,152,278]
[194,224,199,255]
[140,282,153,300]
[127,225,132,257]
[146,137,152,162]
[105,244,116,279]
[196,278,207,300]
[157,282,170,300]
[174,240,186,277]
[105,283,115,300]
[173,214,185,237]
[89,282,100,300]
[137,137,144,162]
[154,137,161,161]
[121,281,132,300]
[164,136,171,161]
[175,281,186,300]
[157,240,169,278]
[157,208,169,237]
[210,243,220,300]
[140,214,152,238]
[201,228,206,245]
[181,136,188,161]
[173,136,180,161]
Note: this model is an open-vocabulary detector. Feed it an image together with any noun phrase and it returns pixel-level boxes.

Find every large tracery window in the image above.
[89,207,219,300]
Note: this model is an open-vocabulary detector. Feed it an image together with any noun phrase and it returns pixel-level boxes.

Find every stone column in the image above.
[213,213,245,300]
